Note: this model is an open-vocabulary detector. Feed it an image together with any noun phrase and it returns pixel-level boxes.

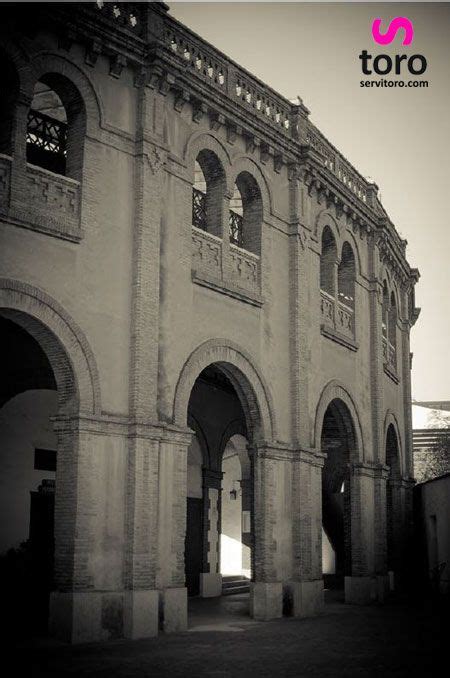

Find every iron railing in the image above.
[192,187,207,231]
[27,109,67,156]
[229,210,243,247]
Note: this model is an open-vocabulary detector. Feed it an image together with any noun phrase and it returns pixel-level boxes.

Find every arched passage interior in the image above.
[184,364,254,605]
[386,423,402,579]
[321,398,357,590]
[0,316,59,634]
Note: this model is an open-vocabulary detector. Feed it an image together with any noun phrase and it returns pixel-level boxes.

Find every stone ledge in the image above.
[4,206,83,243]
[383,362,400,384]
[192,270,263,307]
[320,324,359,352]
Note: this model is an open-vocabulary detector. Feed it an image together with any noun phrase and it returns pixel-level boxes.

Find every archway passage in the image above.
[386,424,402,577]
[0,317,58,635]
[321,399,357,592]
[184,364,253,616]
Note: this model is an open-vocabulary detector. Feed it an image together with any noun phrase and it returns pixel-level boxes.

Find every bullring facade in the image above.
[0,2,420,643]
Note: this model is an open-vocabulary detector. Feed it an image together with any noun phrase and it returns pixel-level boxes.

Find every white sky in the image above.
[170,2,450,401]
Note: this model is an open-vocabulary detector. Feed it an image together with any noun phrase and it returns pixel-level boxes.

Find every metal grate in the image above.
[229,210,243,247]
[27,109,67,157]
[192,187,207,231]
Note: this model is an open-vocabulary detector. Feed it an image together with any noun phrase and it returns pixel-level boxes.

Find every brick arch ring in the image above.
[173,339,276,443]
[312,379,365,462]
[0,279,101,416]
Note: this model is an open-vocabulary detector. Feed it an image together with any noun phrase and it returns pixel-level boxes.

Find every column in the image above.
[199,469,223,597]
[240,477,252,577]
[9,94,32,213]
[123,423,161,640]
[373,464,389,601]
[250,444,292,621]
[156,427,192,633]
[50,415,128,643]
[290,449,325,617]
[345,463,377,605]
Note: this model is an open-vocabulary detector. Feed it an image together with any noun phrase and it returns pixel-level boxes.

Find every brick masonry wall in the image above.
[0,7,417,628]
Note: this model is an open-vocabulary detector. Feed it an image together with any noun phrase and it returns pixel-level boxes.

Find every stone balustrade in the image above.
[192,227,260,301]
[5,162,82,242]
[320,289,355,341]
[229,243,259,295]
[192,226,222,280]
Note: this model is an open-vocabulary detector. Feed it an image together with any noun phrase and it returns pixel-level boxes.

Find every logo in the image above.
[371,17,414,46]
[359,16,428,82]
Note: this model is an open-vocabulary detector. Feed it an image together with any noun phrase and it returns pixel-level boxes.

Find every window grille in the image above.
[26,109,67,174]
[229,210,244,247]
[192,187,207,231]
[27,109,67,156]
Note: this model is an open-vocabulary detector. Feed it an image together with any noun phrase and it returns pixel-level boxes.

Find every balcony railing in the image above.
[229,210,243,247]
[305,124,368,203]
[320,289,355,341]
[192,187,207,231]
[95,1,145,37]
[382,336,397,370]
[26,109,67,176]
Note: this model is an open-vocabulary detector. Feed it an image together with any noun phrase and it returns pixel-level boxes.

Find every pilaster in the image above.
[250,443,295,620]
[290,448,325,617]
[199,468,223,597]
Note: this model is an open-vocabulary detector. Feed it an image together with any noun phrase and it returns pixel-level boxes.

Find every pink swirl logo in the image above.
[372,17,414,46]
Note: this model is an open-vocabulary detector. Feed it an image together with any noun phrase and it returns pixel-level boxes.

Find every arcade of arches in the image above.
[0,0,420,646]
[0,308,412,641]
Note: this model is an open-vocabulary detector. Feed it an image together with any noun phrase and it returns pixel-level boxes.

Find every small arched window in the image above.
[382,281,389,340]
[192,150,225,238]
[388,291,397,365]
[337,242,355,309]
[230,172,262,254]
[320,226,337,296]
[26,74,85,180]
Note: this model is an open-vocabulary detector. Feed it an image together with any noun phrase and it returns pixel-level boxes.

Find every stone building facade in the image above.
[0,2,420,643]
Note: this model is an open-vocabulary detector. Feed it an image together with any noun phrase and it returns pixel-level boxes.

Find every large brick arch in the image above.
[0,279,101,415]
[30,52,104,134]
[184,131,232,176]
[228,156,273,217]
[173,339,276,442]
[313,380,365,462]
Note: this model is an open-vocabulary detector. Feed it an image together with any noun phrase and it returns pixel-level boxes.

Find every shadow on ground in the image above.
[15,591,448,677]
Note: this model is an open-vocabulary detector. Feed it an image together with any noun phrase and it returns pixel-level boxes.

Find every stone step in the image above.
[221,576,250,595]
[222,574,249,583]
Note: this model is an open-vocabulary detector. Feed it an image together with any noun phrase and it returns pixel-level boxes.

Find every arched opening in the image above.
[382,280,389,359]
[321,398,357,593]
[388,292,397,368]
[320,226,337,297]
[220,434,251,589]
[0,51,19,156]
[184,363,254,621]
[230,172,262,255]
[0,316,60,636]
[26,74,86,180]
[229,183,244,247]
[338,242,356,310]
[192,150,225,237]
[386,424,402,578]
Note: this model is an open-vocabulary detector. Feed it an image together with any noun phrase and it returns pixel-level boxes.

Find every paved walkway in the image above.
[20,592,446,677]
